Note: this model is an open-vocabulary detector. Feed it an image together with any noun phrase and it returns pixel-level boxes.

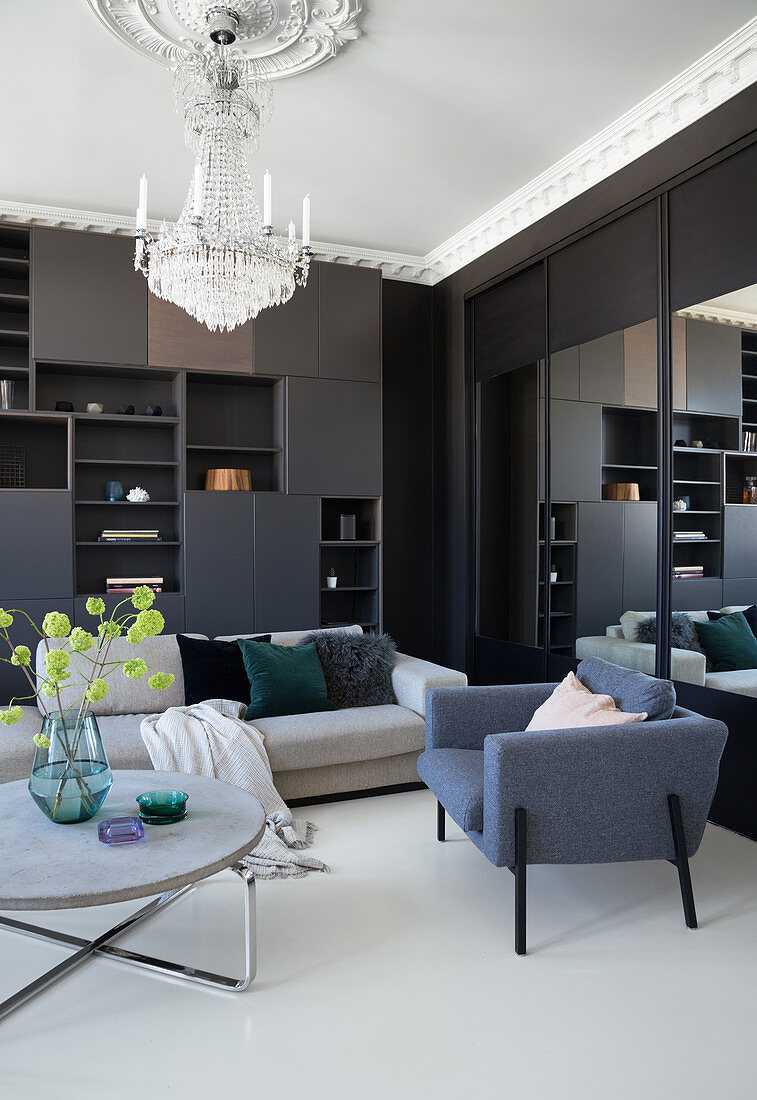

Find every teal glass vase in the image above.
[28,711,113,824]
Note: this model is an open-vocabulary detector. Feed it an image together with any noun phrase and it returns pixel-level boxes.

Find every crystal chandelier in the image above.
[134,7,312,332]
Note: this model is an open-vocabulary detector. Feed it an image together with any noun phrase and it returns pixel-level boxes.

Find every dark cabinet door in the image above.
[550,399,601,502]
[319,263,381,381]
[32,229,147,365]
[287,378,381,496]
[685,319,742,416]
[148,293,253,373]
[184,492,254,636]
[672,578,722,612]
[723,506,757,578]
[550,347,579,401]
[576,502,624,637]
[579,332,624,405]
[622,501,657,611]
[0,492,73,600]
[0,598,74,706]
[253,494,319,632]
[253,265,318,377]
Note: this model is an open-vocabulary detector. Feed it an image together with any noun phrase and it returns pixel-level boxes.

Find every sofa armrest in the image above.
[391,653,467,719]
[425,683,556,751]
[575,635,706,686]
[606,625,623,638]
[481,709,727,867]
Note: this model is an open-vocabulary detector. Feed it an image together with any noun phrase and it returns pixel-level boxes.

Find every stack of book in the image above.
[106,576,163,595]
[98,529,161,544]
[673,564,704,580]
[673,530,707,542]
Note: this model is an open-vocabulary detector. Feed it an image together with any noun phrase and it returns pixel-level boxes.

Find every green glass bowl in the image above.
[136,789,189,825]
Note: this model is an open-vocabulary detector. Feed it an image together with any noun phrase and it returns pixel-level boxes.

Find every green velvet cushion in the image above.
[238,638,335,720]
[695,611,757,673]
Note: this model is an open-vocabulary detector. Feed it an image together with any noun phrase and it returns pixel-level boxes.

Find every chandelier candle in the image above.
[134,38,312,332]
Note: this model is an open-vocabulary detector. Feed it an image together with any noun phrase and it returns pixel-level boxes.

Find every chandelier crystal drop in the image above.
[134,20,312,332]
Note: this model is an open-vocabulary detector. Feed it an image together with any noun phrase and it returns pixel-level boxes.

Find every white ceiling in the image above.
[0,1,756,259]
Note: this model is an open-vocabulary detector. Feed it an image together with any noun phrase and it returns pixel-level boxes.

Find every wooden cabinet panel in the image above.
[287,378,381,496]
[685,319,742,416]
[672,315,687,411]
[32,229,147,365]
[723,506,757,578]
[319,263,381,381]
[184,492,254,636]
[148,293,253,373]
[576,502,623,637]
[579,331,624,405]
[253,494,319,632]
[0,598,74,706]
[253,265,318,377]
[0,492,73,600]
[550,399,601,502]
[622,501,657,611]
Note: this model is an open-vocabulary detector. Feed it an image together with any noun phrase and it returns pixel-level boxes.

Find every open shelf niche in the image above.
[0,227,30,408]
[601,406,657,501]
[319,497,381,631]
[538,502,576,655]
[184,372,284,492]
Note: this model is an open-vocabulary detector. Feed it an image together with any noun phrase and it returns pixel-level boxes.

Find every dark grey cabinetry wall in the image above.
[184,492,255,637]
[0,493,73,599]
[685,319,742,416]
[253,494,319,632]
[319,264,381,381]
[253,265,319,377]
[621,501,657,611]
[32,229,147,365]
[576,502,623,637]
[550,399,601,502]
[287,378,381,496]
[578,332,624,404]
[723,506,757,578]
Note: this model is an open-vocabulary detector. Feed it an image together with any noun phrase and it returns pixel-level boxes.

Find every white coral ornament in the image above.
[127,486,150,503]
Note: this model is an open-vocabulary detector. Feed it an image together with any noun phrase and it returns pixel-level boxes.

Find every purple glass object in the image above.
[98,816,146,845]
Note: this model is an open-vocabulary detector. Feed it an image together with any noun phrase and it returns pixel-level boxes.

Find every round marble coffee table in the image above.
[0,770,266,1021]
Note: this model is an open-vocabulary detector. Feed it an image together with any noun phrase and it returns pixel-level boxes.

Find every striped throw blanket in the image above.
[141,699,329,879]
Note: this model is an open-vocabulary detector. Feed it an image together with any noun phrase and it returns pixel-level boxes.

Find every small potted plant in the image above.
[550,563,558,584]
[326,568,338,589]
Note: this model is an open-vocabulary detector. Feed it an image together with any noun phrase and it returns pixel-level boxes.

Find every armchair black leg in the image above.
[668,794,697,930]
[514,808,527,955]
[437,800,445,842]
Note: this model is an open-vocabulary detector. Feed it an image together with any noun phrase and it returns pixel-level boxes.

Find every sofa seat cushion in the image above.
[252,704,424,772]
[704,670,757,697]
[417,748,484,832]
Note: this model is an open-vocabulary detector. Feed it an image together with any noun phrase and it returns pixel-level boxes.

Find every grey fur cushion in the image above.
[298,630,398,709]
[576,656,676,721]
[636,612,707,658]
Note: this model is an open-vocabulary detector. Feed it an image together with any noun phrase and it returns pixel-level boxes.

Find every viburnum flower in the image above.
[0,706,23,725]
[131,586,156,611]
[33,732,51,748]
[85,597,106,616]
[123,658,147,679]
[10,645,31,666]
[98,620,122,640]
[42,612,71,638]
[126,624,145,644]
[69,627,95,653]
[0,609,14,629]
[44,650,70,676]
[39,679,58,698]
[148,672,175,690]
[136,609,164,638]
[86,679,110,703]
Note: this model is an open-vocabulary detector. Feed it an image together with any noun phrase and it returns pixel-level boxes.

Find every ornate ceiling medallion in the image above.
[86,1,362,79]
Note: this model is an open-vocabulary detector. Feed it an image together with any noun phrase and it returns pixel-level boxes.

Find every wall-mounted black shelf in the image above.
[74,459,180,467]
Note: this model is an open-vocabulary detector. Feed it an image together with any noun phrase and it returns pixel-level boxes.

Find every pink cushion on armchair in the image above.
[526,672,647,731]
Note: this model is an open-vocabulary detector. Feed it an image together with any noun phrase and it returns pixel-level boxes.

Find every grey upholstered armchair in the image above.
[417,676,728,955]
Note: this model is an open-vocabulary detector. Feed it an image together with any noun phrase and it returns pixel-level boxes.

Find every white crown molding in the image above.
[2,16,757,285]
[676,305,757,331]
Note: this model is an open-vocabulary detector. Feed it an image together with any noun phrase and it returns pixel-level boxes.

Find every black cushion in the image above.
[177,634,271,706]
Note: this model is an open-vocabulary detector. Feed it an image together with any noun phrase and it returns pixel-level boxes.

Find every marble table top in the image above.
[0,770,266,912]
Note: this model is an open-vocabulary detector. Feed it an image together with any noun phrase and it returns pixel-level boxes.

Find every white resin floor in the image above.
[1,787,755,1100]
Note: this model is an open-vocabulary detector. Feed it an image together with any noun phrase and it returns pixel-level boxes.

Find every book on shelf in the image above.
[105,575,163,595]
[98,529,162,543]
[107,586,163,594]
[673,531,707,540]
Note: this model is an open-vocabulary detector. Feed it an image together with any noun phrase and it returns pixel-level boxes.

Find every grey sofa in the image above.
[417,669,728,954]
[2,626,467,798]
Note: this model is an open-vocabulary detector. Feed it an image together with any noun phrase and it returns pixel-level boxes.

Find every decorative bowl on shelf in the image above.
[602,482,640,501]
[204,468,252,491]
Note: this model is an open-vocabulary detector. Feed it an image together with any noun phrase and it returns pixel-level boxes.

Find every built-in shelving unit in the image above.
[319,498,381,632]
[538,502,576,655]
[601,406,658,500]
[0,227,30,407]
